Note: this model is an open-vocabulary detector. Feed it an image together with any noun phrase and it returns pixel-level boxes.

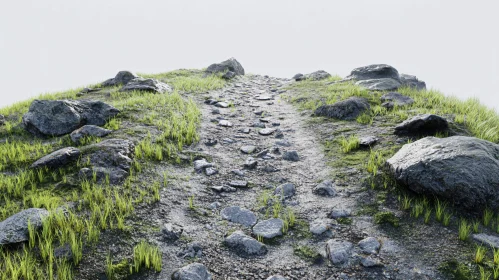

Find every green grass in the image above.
[338,135,360,153]
[458,219,472,241]
[139,69,226,93]
[435,199,447,222]
[132,241,162,273]
[475,246,487,264]
[374,211,400,227]
[293,245,323,264]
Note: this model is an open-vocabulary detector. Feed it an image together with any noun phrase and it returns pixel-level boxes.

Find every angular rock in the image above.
[282,151,299,162]
[224,231,267,256]
[394,114,448,136]
[194,159,214,172]
[400,73,426,90]
[222,71,236,80]
[346,64,400,82]
[252,218,284,239]
[355,78,401,91]
[359,136,378,147]
[305,70,331,81]
[23,100,119,136]
[171,263,212,280]
[204,139,218,147]
[162,223,183,241]
[380,92,414,107]
[314,97,370,120]
[204,167,218,176]
[206,58,245,76]
[70,125,112,144]
[178,242,203,259]
[266,276,287,280]
[361,256,382,267]
[31,147,81,169]
[473,233,499,249]
[293,73,305,81]
[387,136,499,210]
[0,208,49,245]
[313,180,337,196]
[358,237,381,254]
[243,157,258,170]
[120,77,172,94]
[240,145,257,154]
[326,239,354,265]
[220,206,257,227]
[309,219,333,236]
[275,140,292,147]
[102,70,138,87]
[218,120,233,127]
[274,183,296,199]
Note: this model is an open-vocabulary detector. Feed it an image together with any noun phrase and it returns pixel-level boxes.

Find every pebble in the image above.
[259,128,274,136]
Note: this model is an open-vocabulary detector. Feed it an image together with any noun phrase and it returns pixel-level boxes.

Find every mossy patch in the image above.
[337,217,353,225]
[374,211,400,227]
[293,245,323,264]
[438,259,475,280]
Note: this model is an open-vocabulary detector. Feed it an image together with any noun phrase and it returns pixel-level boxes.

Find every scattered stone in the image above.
[102,70,138,87]
[275,140,292,147]
[231,170,245,177]
[388,136,499,211]
[239,128,251,134]
[221,206,257,227]
[30,147,81,169]
[256,95,272,101]
[274,129,284,139]
[23,100,119,136]
[162,223,183,241]
[222,138,235,144]
[224,231,267,256]
[211,108,220,114]
[400,73,426,90]
[305,70,332,81]
[253,122,266,128]
[0,208,49,245]
[215,102,229,108]
[326,239,354,265]
[394,114,448,136]
[218,120,233,127]
[359,136,378,147]
[206,58,245,76]
[361,256,382,267]
[229,180,248,188]
[314,97,370,120]
[240,145,257,154]
[356,78,401,91]
[345,64,400,82]
[358,237,381,254]
[309,219,333,236]
[54,244,73,260]
[380,92,414,107]
[256,149,269,158]
[177,242,203,259]
[204,139,218,147]
[171,263,212,280]
[209,202,221,209]
[222,71,236,80]
[262,165,279,173]
[204,167,218,176]
[329,209,352,219]
[252,218,284,239]
[259,128,274,136]
[313,180,337,196]
[243,157,258,169]
[260,118,271,123]
[194,159,214,172]
[293,73,305,81]
[274,183,296,199]
[70,125,112,144]
[120,77,172,94]
[282,151,299,162]
[210,185,236,193]
[473,234,499,249]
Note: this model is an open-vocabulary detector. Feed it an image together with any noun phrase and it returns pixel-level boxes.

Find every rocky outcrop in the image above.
[346,64,400,81]
[70,125,112,144]
[120,78,172,94]
[30,147,81,169]
[394,114,448,136]
[355,78,401,91]
[0,208,49,245]
[387,136,499,210]
[305,70,331,81]
[314,97,370,120]
[206,58,245,76]
[22,100,119,136]
[345,64,425,91]
[400,74,426,90]
[171,263,212,280]
[224,231,267,256]
[102,71,138,87]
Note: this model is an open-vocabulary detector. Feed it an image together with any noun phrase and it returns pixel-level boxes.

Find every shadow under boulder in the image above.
[314,97,370,120]
[394,114,448,136]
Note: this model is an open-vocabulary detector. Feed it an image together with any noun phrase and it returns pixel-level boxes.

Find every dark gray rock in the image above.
[194,159,214,172]
[206,58,245,76]
[282,151,299,162]
[204,139,218,147]
[329,209,351,219]
[473,233,499,249]
[313,180,337,196]
[359,136,378,147]
[204,167,218,176]
[31,147,81,169]
[358,237,381,254]
[0,208,49,245]
[162,223,183,241]
[54,244,73,260]
[314,97,370,120]
[23,100,120,136]
[224,231,267,256]
[171,263,212,280]
[102,70,139,87]
[361,256,382,267]
[293,73,305,81]
[70,125,112,144]
[346,64,400,82]
[215,102,229,108]
[220,206,257,227]
[266,276,288,280]
[120,77,172,94]
[305,70,331,81]
[309,219,334,236]
[380,92,414,107]
[274,183,296,199]
[355,78,401,91]
[387,136,499,211]
[229,180,248,188]
[400,74,426,90]
[275,140,292,147]
[326,239,354,265]
[177,242,203,259]
[222,71,236,80]
[0,114,5,126]
[394,114,448,136]
[252,218,284,239]
[243,157,258,170]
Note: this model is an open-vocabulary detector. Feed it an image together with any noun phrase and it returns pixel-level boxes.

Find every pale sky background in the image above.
[0,0,498,109]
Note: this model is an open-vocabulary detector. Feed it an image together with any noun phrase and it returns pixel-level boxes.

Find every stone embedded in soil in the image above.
[222,138,235,144]
[220,206,257,227]
[204,138,218,146]
[266,275,288,280]
[314,97,370,120]
[256,95,272,101]
[473,233,499,249]
[30,147,81,169]
[229,180,248,188]
[359,136,378,147]
[240,145,257,154]
[231,169,245,176]
[239,128,251,134]
[253,122,266,128]
[400,73,426,90]
[101,70,138,87]
[380,92,414,107]
[204,167,218,176]
[259,128,274,136]
[218,120,233,127]
[120,77,172,94]
[215,102,230,108]
[194,159,214,172]
[361,256,382,267]
[210,185,236,192]
[54,244,73,260]
[282,150,299,162]
[252,218,284,239]
[162,223,183,241]
[310,219,334,236]
[274,183,296,199]
[274,129,284,139]
[243,157,258,169]
[0,208,49,245]
[358,237,381,254]
[224,230,268,256]
[356,78,401,91]
[171,262,212,280]
[329,209,352,219]
[70,125,112,144]
[275,140,292,147]
[222,71,236,80]
[326,239,354,265]
[313,180,337,196]
[394,114,449,136]
[177,242,203,259]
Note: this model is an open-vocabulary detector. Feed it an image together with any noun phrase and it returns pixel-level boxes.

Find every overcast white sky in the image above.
[0,0,498,109]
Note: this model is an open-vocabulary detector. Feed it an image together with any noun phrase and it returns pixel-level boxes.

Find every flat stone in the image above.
[274,183,296,199]
[359,136,378,147]
[239,128,251,134]
[243,157,258,169]
[380,92,414,106]
[30,147,81,169]
[329,209,351,219]
[356,78,401,91]
[326,239,354,265]
[218,120,233,127]
[259,128,274,136]
[256,95,272,101]
[224,231,267,256]
[162,223,183,241]
[229,180,248,188]
[275,140,292,147]
[70,125,112,144]
[361,256,382,267]
[240,145,257,154]
[204,167,218,176]
[310,219,333,236]
[215,102,229,108]
[473,233,499,249]
[282,151,299,162]
[358,237,381,254]
[221,206,257,227]
[252,218,284,239]
[194,159,213,172]
[313,180,337,196]
[394,114,448,136]
[120,77,172,94]
[0,208,49,245]
[171,263,212,280]
[231,170,245,176]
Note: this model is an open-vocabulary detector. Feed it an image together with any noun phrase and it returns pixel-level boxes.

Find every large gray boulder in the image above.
[305,70,331,81]
[120,78,172,94]
[206,58,245,76]
[314,97,370,120]
[31,147,81,169]
[224,231,267,256]
[252,218,284,239]
[220,206,257,227]
[0,208,49,245]
[79,139,134,185]
[400,74,426,90]
[346,64,400,82]
[394,114,448,136]
[387,136,499,210]
[70,125,112,144]
[171,263,212,280]
[102,71,139,87]
[355,78,401,91]
[22,100,119,136]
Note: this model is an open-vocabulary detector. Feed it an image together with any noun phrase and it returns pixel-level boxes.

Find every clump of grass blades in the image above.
[338,135,360,153]
[132,241,162,273]
[366,150,385,176]
[435,199,447,222]
[458,219,471,241]
[475,246,487,264]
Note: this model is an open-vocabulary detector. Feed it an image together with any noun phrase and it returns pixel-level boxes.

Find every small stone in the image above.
[282,151,299,162]
[253,218,284,239]
[231,170,245,176]
[253,122,266,128]
[209,202,221,209]
[177,242,203,259]
[359,136,378,147]
[218,120,233,127]
[259,128,274,136]
[70,125,112,144]
[326,239,353,265]
[222,138,235,144]
[243,157,258,169]
[275,140,292,147]
[211,108,221,114]
[254,111,264,116]
[221,206,257,227]
[256,95,272,101]
[361,256,382,267]
[239,128,251,134]
[229,180,248,188]
[240,145,257,154]
[171,263,212,280]
[313,180,337,196]
[204,139,218,146]
[274,129,284,139]
[260,118,271,123]
[262,165,279,173]
[329,209,351,219]
[204,167,218,176]
[274,183,296,199]
[224,231,267,256]
[162,223,183,241]
[358,237,381,254]
[194,159,213,172]
[266,275,288,280]
[215,102,229,108]
[309,219,333,236]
